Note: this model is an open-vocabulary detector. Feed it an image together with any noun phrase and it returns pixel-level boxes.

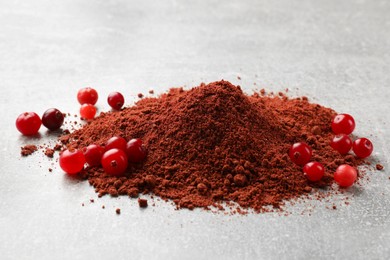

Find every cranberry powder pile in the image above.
[62,80,364,212]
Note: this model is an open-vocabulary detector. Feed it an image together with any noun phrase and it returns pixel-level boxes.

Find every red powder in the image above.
[21,145,38,156]
[62,80,365,213]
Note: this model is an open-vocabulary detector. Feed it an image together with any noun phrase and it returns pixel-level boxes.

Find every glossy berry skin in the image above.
[80,104,97,120]
[105,136,127,152]
[77,87,98,105]
[126,138,147,163]
[16,112,42,136]
[83,144,104,167]
[288,142,312,166]
[334,164,357,188]
[353,138,373,158]
[101,149,128,176]
[107,92,124,110]
[42,108,64,130]
[59,149,85,174]
[303,162,324,182]
[331,114,355,135]
[330,134,352,155]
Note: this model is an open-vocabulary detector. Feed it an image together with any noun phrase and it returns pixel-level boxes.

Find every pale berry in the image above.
[334,164,357,188]
[59,149,85,174]
[77,87,98,105]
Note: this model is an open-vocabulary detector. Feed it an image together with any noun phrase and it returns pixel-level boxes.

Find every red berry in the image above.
[303,162,324,182]
[80,104,97,120]
[330,134,352,155]
[107,92,124,110]
[126,138,147,163]
[331,114,355,135]
[59,149,85,174]
[288,142,312,166]
[83,144,104,167]
[101,149,128,176]
[105,136,127,152]
[353,138,373,158]
[15,112,42,136]
[77,87,98,105]
[334,164,357,187]
[42,108,64,131]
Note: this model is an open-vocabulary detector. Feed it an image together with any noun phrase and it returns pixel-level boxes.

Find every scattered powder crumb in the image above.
[90,199,94,203]
[376,164,384,171]
[332,205,337,210]
[149,89,154,94]
[48,168,52,172]
[116,208,121,214]
[138,93,144,98]
[82,203,84,207]
[138,198,148,208]
[237,76,241,80]
[102,205,105,209]
[21,145,38,156]
[53,144,62,151]
[44,148,55,158]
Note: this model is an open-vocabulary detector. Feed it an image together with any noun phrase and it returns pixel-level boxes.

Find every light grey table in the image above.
[1,0,389,259]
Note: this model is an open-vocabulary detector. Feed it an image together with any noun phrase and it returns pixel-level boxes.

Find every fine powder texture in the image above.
[62,80,363,212]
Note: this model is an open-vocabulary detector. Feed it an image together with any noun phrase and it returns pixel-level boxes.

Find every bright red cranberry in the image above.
[16,112,42,136]
[126,138,147,163]
[288,142,312,166]
[331,114,355,135]
[80,104,97,120]
[330,134,352,155]
[303,162,324,182]
[334,164,357,187]
[77,87,98,105]
[59,149,85,174]
[83,144,104,167]
[101,149,128,176]
[105,136,127,152]
[107,92,124,110]
[353,138,373,158]
[42,108,64,130]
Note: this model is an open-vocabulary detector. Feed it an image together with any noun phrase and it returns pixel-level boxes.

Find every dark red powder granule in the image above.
[21,145,38,156]
[376,164,384,171]
[63,80,365,213]
[138,198,148,208]
[138,93,144,98]
[149,90,154,94]
[116,208,121,214]
[44,148,55,158]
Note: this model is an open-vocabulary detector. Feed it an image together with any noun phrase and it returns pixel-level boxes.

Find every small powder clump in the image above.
[63,80,365,213]
[21,145,38,156]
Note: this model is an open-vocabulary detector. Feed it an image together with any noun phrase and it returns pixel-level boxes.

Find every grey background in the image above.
[1,0,389,259]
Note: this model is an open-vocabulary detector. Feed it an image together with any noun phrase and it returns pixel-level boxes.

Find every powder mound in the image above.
[64,80,363,213]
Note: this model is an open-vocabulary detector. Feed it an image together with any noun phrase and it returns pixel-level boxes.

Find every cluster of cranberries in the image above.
[289,113,373,188]
[77,87,125,119]
[16,108,65,135]
[59,137,147,176]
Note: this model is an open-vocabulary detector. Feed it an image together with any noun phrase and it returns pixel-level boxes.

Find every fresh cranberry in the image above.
[16,112,42,136]
[107,92,124,110]
[101,149,128,176]
[353,138,373,158]
[303,162,324,182]
[59,149,85,174]
[83,144,104,167]
[331,114,355,135]
[105,136,127,152]
[334,164,357,188]
[77,87,98,105]
[80,104,97,120]
[330,134,352,155]
[42,108,64,130]
[126,138,147,163]
[288,142,312,166]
